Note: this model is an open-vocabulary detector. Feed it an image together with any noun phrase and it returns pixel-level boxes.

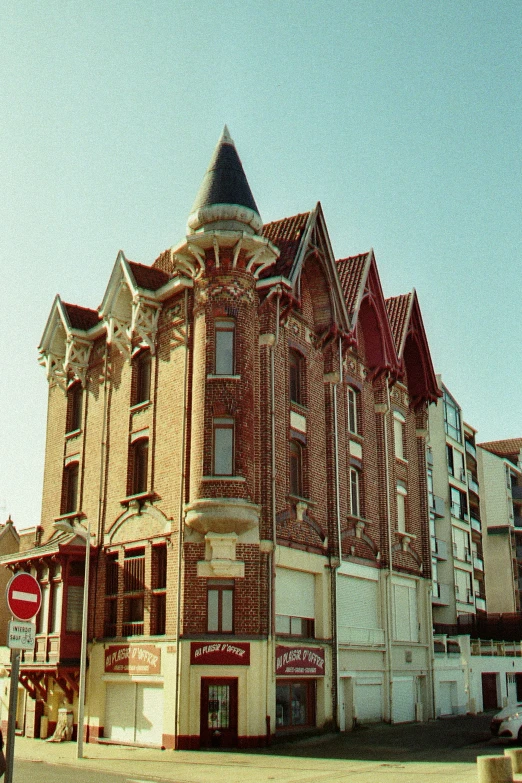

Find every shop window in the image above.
[66,382,83,433]
[276,681,315,728]
[129,437,149,495]
[397,482,408,533]
[132,349,152,406]
[215,319,235,375]
[152,544,167,636]
[207,579,234,633]
[347,387,359,434]
[393,411,406,461]
[123,548,145,636]
[213,417,234,476]
[289,350,305,406]
[275,615,314,638]
[62,461,79,515]
[289,440,304,498]
[350,468,361,518]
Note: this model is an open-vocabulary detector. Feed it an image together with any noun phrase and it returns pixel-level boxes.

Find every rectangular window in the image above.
[350,468,360,517]
[152,545,167,636]
[289,440,304,497]
[207,580,234,633]
[123,548,145,636]
[450,486,467,520]
[131,438,149,495]
[66,382,83,433]
[215,320,235,375]
[63,462,79,515]
[275,615,314,637]
[443,389,462,443]
[66,585,84,632]
[393,412,406,461]
[397,483,408,533]
[446,445,454,476]
[213,418,234,476]
[133,350,152,406]
[50,580,63,633]
[347,388,358,434]
[289,350,304,406]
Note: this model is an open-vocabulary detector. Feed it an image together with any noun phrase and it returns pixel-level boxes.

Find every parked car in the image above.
[491,705,522,741]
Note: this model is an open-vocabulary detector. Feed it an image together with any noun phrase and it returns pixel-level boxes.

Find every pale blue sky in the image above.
[1,1,521,529]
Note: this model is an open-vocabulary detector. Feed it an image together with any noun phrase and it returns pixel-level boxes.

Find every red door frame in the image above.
[200,677,238,748]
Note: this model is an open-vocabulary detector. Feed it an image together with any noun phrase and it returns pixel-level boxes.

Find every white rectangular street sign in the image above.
[8,620,35,650]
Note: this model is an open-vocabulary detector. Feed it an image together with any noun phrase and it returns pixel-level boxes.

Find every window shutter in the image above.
[275,568,315,618]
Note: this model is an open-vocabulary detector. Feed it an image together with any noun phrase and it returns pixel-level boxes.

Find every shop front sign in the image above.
[191,641,250,666]
[276,645,325,676]
[105,644,161,675]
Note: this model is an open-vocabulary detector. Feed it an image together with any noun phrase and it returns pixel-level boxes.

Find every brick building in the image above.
[1,128,439,746]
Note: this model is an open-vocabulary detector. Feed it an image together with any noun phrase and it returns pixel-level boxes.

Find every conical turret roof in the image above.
[187,126,263,235]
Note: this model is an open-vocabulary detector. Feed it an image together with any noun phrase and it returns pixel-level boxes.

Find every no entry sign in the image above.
[6,572,42,621]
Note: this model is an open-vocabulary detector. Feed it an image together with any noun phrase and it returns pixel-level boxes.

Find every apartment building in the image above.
[478,439,522,614]
[427,380,487,624]
[0,128,439,746]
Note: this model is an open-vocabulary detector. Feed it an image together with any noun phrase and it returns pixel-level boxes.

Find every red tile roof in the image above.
[479,439,522,460]
[261,212,310,278]
[386,293,412,353]
[64,303,100,331]
[129,261,171,291]
[336,254,369,315]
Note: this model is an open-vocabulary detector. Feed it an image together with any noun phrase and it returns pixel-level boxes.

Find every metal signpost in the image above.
[5,572,41,783]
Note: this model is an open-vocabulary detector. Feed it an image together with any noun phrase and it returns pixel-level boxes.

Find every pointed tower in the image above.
[187,126,263,235]
[181,129,279,583]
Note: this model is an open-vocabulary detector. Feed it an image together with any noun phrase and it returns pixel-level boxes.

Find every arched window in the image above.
[63,462,79,514]
[289,440,303,497]
[289,350,305,406]
[132,349,152,406]
[130,438,149,495]
[214,319,235,375]
[66,382,83,433]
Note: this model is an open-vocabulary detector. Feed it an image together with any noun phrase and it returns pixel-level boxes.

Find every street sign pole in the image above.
[5,648,20,783]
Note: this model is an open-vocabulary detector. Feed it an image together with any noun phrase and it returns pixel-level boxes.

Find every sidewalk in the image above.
[10,731,489,783]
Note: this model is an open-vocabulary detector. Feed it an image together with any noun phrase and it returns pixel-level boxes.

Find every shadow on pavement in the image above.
[256,713,511,764]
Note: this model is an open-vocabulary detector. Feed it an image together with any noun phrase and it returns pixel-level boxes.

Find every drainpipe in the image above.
[174,288,190,749]
[265,286,281,744]
[383,377,394,723]
[331,337,343,729]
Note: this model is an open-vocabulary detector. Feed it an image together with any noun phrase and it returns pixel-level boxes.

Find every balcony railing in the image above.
[468,476,480,495]
[514,516,522,529]
[431,494,445,518]
[465,440,477,458]
[433,538,448,560]
[475,596,487,611]
[512,486,522,501]
[432,582,451,605]
[473,556,484,572]
[471,516,482,533]
[21,631,80,664]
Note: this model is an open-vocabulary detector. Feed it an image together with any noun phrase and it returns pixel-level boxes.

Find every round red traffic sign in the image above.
[6,572,42,621]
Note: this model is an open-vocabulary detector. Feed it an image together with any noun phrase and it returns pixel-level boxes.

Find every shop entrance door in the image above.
[200,678,238,748]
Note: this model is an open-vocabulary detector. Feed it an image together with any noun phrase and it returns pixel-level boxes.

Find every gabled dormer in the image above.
[337,250,400,379]
[261,203,351,342]
[386,290,440,408]
[39,295,101,389]
[98,251,181,358]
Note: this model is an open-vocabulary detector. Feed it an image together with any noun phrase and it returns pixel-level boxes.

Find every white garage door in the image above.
[392,677,415,723]
[105,682,164,745]
[355,683,383,724]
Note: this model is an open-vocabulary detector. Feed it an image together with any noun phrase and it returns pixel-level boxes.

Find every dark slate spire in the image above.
[187,126,263,235]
